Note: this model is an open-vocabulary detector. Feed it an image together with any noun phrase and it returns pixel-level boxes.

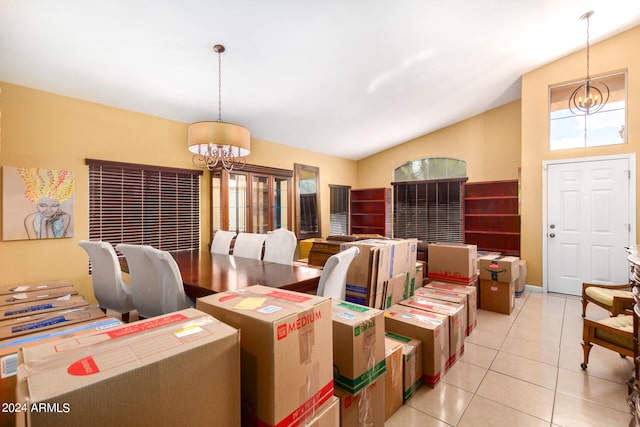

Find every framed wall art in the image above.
[2,166,75,240]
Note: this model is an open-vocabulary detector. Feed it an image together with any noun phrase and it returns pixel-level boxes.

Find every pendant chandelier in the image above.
[188,44,250,171]
[568,11,609,116]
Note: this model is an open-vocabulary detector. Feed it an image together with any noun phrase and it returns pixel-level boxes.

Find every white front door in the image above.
[546,157,633,295]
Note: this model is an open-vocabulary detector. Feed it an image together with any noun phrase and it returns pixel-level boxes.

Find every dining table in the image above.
[121,249,324,299]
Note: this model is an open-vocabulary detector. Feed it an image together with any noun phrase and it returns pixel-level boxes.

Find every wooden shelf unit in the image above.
[463,180,520,256]
[350,188,392,237]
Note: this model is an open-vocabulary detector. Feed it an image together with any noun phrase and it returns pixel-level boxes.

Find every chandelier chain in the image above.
[217,48,222,122]
[585,13,591,80]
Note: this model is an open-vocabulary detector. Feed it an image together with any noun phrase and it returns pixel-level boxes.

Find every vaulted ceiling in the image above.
[1,1,639,160]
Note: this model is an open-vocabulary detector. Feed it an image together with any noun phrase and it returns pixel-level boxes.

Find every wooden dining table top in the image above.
[121,249,323,299]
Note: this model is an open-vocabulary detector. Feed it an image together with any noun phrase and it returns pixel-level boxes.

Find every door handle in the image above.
[549,233,556,238]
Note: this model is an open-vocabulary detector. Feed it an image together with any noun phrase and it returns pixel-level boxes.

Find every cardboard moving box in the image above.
[305,396,340,427]
[428,243,478,284]
[478,255,520,282]
[517,260,527,297]
[0,304,105,340]
[384,338,403,421]
[0,281,75,296]
[16,308,241,427]
[197,285,333,427]
[0,295,89,321]
[480,279,516,314]
[342,240,392,307]
[335,374,385,427]
[422,282,478,335]
[398,296,465,368]
[0,286,78,307]
[384,304,448,387]
[0,317,122,427]
[331,301,386,394]
[385,332,423,401]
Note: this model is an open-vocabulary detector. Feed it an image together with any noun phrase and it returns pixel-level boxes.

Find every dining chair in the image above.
[143,246,195,314]
[116,243,163,319]
[211,230,237,255]
[233,232,267,260]
[316,246,360,300]
[581,282,633,318]
[263,228,297,264]
[78,240,135,322]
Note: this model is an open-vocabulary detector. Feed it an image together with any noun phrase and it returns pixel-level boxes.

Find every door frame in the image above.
[542,153,637,293]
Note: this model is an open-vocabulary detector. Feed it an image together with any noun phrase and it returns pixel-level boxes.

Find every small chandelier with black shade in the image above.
[188,44,250,171]
[568,11,609,116]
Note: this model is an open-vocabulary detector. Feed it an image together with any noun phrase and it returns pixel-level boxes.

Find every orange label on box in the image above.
[266,290,312,304]
[103,313,188,339]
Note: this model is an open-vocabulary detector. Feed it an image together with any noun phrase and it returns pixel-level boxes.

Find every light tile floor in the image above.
[385,289,635,426]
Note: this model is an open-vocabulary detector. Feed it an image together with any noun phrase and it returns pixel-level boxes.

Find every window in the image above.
[393,158,467,243]
[211,164,292,236]
[87,159,201,252]
[329,185,350,235]
[393,179,465,243]
[549,72,626,150]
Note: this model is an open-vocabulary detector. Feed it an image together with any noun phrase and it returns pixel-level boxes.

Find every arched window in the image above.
[392,158,467,243]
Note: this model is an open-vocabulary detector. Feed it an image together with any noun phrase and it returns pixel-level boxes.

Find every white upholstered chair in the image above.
[143,246,195,314]
[263,228,297,264]
[316,246,360,301]
[78,240,135,322]
[233,232,267,260]
[210,230,237,255]
[115,243,163,319]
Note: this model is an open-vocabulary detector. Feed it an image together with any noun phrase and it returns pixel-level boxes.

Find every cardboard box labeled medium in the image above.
[384,338,403,421]
[16,308,241,427]
[480,279,516,314]
[0,317,122,427]
[385,332,423,402]
[398,296,465,368]
[478,255,520,283]
[331,301,386,394]
[197,285,333,427]
[334,374,385,427]
[422,281,478,335]
[428,243,478,284]
[384,304,449,387]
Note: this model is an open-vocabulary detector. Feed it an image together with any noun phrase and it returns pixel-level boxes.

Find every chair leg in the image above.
[581,340,592,370]
[581,299,588,318]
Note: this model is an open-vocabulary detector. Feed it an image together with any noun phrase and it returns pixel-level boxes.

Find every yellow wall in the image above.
[521,26,640,287]
[0,82,357,300]
[357,100,522,188]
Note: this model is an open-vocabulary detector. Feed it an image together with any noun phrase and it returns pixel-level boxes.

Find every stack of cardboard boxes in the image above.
[330,301,386,426]
[0,280,122,427]
[15,308,241,427]
[341,238,418,309]
[197,285,339,426]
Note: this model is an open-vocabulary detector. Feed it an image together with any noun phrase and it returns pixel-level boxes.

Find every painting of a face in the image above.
[37,197,61,218]
[2,166,75,240]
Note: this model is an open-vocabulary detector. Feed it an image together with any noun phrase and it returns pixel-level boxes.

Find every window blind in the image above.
[329,185,350,235]
[392,178,465,243]
[86,159,202,252]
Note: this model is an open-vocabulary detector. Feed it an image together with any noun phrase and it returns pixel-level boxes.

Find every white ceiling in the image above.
[1,1,639,160]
